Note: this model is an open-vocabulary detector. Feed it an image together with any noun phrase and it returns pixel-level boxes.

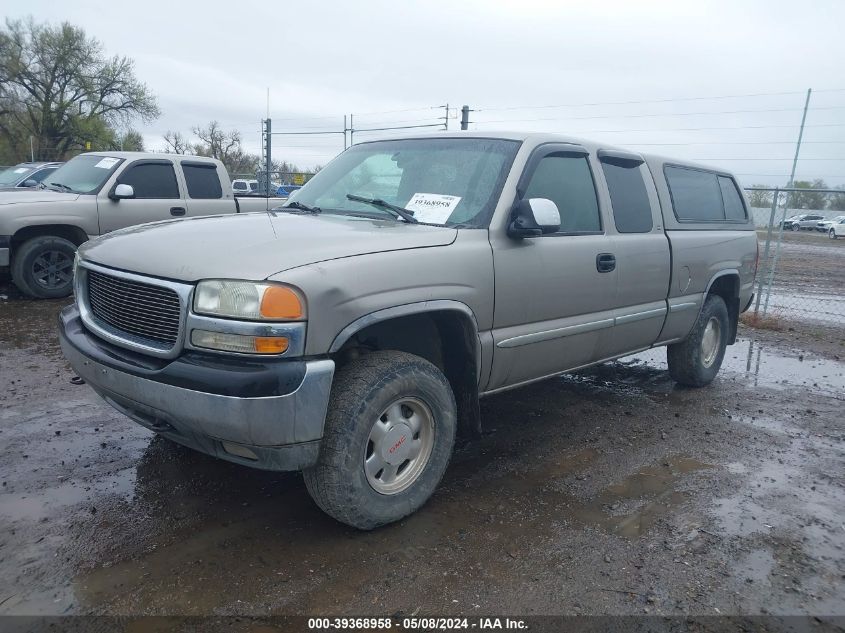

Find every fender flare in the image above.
[329,299,480,355]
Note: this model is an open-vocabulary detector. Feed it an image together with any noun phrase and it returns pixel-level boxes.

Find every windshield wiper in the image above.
[346,194,418,223]
[48,182,74,193]
[280,200,321,214]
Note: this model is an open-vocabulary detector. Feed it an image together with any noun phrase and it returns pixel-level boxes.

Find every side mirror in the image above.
[111,183,135,200]
[507,198,560,238]
[21,179,38,188]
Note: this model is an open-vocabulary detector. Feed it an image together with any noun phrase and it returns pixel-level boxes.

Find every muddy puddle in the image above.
[595,337,845,397]
[63,452,711,614]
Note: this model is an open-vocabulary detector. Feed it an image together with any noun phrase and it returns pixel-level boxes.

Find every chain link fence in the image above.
[746,187,845,328]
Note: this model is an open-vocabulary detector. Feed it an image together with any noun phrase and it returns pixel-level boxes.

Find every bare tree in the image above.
[163,130,190,154]
[746,186,773,209]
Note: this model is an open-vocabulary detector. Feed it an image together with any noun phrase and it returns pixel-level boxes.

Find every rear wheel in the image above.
[792,223,800,231]
[11,236,76,299]
[303,350,457,530]
[667,294,729,387]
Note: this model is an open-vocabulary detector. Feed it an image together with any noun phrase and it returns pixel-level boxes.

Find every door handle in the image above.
[170,207,186,216]
[596,253,616,273]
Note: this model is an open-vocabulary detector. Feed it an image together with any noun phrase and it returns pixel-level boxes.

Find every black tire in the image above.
[830,228,838,240]
[792,223,800,232]
[11,236,76,299]
[667,294,730,387]
[303,350,457,530]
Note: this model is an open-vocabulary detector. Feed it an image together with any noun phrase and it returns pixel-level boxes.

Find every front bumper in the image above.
[58,304,334,471]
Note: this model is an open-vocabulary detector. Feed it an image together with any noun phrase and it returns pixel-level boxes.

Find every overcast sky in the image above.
[8,0,845,185]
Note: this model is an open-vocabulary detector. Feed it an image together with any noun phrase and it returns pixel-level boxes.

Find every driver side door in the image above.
[97,160,186,233]
[487,144,619,391]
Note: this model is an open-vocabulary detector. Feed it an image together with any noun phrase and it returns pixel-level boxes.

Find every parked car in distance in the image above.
[59,131,758,530]
[0,162,63,191]
[0,152,283,298]
[817,215,845,232]
[781,213,824,231]
[828,217,845,239]
[276,184,302,197]
[232,179,258,194]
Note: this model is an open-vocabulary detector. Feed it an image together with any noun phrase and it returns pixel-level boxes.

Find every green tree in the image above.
[0,17,159,162]
[787,180,827,210]
[828,185,845,211]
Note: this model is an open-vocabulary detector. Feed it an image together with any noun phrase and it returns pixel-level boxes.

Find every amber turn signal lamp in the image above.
[260,286,303,319]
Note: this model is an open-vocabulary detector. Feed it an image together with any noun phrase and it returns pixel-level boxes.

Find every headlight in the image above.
[194,280,305,321]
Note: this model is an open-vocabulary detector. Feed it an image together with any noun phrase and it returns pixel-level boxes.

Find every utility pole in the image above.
[263,118,272,195]
[29,136,34,162]
[350,114,354,146]
[343,115,348,150]
[439,103,450,131]
[460,105,470,131]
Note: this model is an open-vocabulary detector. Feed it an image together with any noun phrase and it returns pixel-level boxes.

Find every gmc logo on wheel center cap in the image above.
[388,435,407,454]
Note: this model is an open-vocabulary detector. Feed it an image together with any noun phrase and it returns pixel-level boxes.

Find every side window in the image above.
[718,176,747,220]
[523,155,601,233]
[601,161,653,233]
[30,167,58,184]
[665,166,725,221]
[119,163,179,199]
[183,164,223,199]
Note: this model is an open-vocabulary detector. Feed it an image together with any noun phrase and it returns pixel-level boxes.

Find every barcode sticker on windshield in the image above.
[406,193,461,224]
[94,157,120,169]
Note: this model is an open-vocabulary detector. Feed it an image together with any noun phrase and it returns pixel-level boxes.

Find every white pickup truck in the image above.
[0,152,281,298]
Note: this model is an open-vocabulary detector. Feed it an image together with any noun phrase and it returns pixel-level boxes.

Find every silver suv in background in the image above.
[59,132,758,529]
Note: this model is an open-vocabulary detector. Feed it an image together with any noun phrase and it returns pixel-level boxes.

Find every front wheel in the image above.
[792,223,800,232]
[11,236,77,299]
[830,228,838,240]
[303,350,457,530]
[667,294,730,387]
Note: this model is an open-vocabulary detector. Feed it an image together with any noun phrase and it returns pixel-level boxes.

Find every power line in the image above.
[476,90,814,113]
[473,123,845,134]
[472,105,845,125]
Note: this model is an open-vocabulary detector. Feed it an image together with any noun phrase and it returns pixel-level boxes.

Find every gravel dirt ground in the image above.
[1,274,843,627]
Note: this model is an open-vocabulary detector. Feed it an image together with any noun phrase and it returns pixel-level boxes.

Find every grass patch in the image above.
[740,311,785,331]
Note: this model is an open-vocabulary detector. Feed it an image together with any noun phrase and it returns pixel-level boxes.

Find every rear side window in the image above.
[183,164,223,199]
[119,162,179,199]
[601,161,653,233]
[665,166,726,221]
[30,167,58,184]
[718,176,747,220]
[523,155,601,233]
[232,181,247,191]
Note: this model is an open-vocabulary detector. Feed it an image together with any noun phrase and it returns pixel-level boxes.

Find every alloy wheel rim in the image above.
[364,397,435,495]
[700,317,721,368]
[31,250,73,289]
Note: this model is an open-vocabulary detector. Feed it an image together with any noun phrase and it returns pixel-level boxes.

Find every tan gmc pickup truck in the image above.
[0,152,280,298]
[58,132,758,529]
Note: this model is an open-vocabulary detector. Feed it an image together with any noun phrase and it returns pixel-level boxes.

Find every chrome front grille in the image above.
[87,269,182,349]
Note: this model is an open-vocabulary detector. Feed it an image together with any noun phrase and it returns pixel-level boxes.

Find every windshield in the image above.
[0,165,35,186]
[287,137,520,227]
[45,155,124,194]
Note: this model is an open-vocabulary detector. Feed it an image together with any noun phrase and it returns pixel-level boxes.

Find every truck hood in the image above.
[0,190,80,205]
[79,212,458,282]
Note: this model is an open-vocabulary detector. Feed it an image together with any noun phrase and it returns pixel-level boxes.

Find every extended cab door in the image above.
[98,159,186,233]
[596,150,671,358]
[487,144,619,391]
[180,162,239,216]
